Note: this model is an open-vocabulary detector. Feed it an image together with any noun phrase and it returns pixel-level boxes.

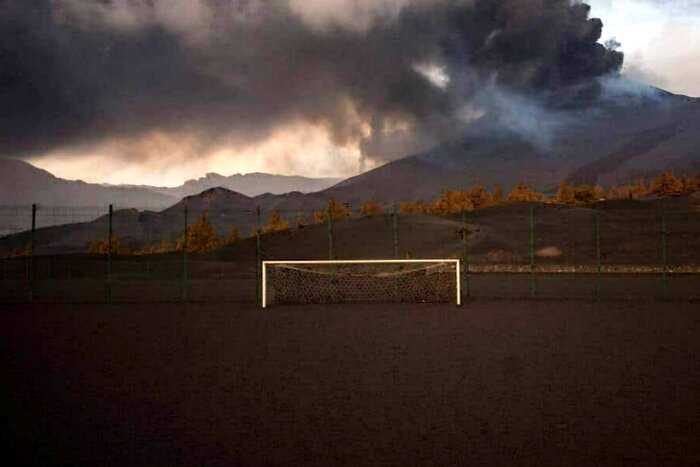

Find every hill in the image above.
[0,187,315,254]
[2,185,698,261]
[0,159,176,208]
[129,173,341,199]
[0,160,340,235]
[214,196,700,267]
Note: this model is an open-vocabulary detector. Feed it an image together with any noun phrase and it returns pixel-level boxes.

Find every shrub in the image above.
[650,171,684,197]
[88,235,129,255]
[177,213,222,253]
[507,183,544,203]
[400,201,428,214]
[263,211,290,233]
[629,178,649,198]
[573,185,597,204]
[468,185,493,210]
[314,199,351,223]
[223,227,240,245]
[430,190,473,215]
[555,181,576,204]
[681,176,700,194]
[359,201,384,217]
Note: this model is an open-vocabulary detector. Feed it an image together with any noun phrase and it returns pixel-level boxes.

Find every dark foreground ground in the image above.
[2,273,699,303]
[2,301,699,466]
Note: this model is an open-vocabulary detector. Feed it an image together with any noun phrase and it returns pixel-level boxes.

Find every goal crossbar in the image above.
[262,259,461,308]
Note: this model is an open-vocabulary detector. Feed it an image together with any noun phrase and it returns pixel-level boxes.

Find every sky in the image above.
[590,0,700,96]
[1,0,698,187]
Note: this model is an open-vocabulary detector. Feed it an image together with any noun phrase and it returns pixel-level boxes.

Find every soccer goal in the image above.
[262,259,461,308]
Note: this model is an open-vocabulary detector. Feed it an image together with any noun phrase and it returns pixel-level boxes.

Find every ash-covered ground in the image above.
[2,301,699,466]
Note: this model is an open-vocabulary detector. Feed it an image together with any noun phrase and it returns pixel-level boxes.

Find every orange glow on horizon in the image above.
[29,124,379,187]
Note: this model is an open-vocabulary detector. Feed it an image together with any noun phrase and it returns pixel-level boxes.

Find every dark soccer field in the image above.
[2,300,699,466]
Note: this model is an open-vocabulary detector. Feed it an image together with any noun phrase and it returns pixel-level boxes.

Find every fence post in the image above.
[393,203,399,259]
[327,201,334,260]
[107,204,113,303]
[182,203,189,302]
[661,212,668,300]
[594,210,601,302]
[29,203,36,302]
[462,209,470,299]
[256,206,262,306]
[529,205,536,299]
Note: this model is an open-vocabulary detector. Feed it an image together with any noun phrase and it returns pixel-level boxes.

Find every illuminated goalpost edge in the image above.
[261,259,461,308]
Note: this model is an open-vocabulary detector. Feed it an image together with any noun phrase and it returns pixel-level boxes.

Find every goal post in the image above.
[262,259,461,308]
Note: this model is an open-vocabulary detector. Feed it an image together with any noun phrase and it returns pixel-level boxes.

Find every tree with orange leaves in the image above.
[650,171,684,197]
[555,181,576,204]
[573,185,597,204]
[263,211,290,233]
[681,175,700,194]
[359,201,384,217]
[314,199,351,223]
[177,213,222,253]
[468,185,493,210]
[507,183,544,202]
[629,178,649,199]
[223,227,240,245]
[88,235,130,255]
[400,201,428,214]
[430,190,473,215]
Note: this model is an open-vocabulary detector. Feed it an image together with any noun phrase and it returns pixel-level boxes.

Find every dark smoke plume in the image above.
[0,0,623,165]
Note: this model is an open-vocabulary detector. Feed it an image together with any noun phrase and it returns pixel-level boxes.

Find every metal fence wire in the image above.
[0,201,698,304]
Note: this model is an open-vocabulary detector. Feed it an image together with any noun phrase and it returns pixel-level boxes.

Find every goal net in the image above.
[262,260,460,307]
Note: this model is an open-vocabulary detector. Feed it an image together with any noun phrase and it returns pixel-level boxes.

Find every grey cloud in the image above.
[0,0,623,165]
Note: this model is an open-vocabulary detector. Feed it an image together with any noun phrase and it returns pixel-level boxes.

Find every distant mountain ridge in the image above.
[0,159,175,208]
[118,172,341,199]
[0,159,341,207]
[0,159,339,236]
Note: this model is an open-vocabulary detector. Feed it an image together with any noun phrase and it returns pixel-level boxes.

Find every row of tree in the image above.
[79,171,700,255]
[86,209,294,255]
[3,171,694,258]
[134,172,696,254]
[87,213,240,255]
[400,171,700,215]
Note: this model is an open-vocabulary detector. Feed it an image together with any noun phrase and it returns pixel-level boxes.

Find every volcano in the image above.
[321,80,700,203]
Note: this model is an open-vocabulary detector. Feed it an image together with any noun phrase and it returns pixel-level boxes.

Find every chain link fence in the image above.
[1,201,699,304]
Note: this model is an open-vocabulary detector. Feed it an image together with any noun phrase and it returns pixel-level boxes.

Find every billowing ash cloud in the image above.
[0,0,623,166]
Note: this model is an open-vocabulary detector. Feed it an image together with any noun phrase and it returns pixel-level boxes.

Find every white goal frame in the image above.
[262,259,461,308]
